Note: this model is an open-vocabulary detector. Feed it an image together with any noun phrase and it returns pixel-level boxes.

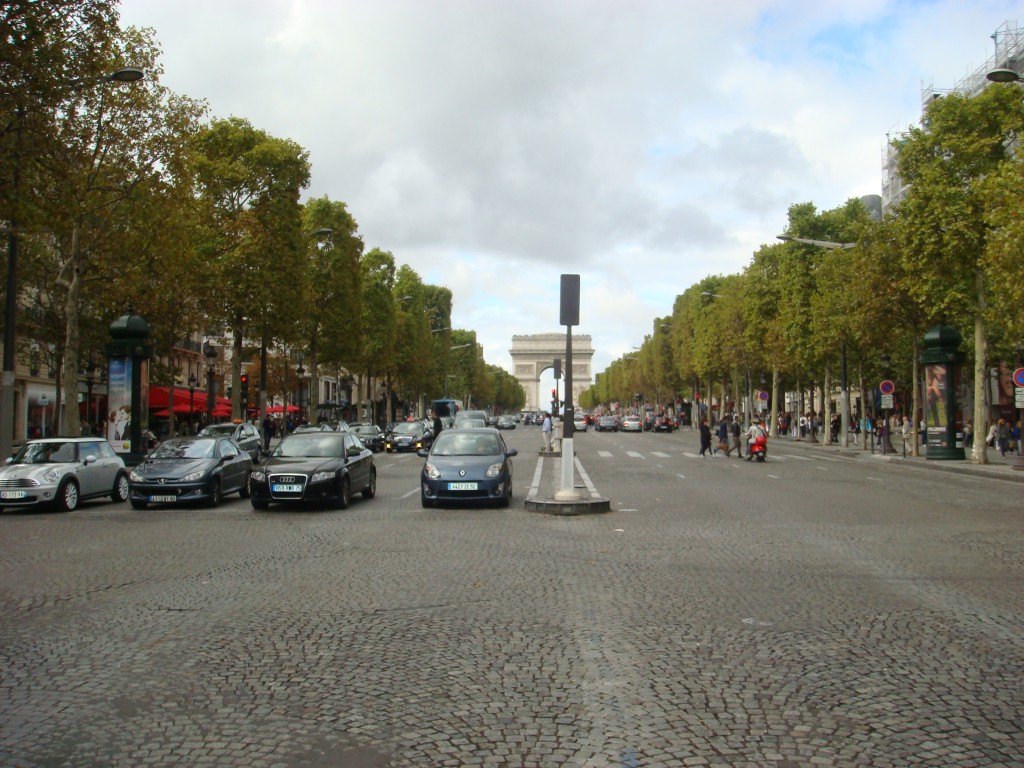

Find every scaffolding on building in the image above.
[882,20,1023,214]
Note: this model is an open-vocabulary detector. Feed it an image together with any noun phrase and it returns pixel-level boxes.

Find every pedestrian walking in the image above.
[715,418,731,456]
[541,412,553,452]
[731,414,743,458]
[698,417,713,458]
[432,409,443,438]
[901,416,911,455]
[1012,421,1021,456]
[996,419,1010,457]
[261,414,274,452]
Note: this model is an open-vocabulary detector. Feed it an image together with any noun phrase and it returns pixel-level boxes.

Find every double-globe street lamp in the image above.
[1,67,144,461]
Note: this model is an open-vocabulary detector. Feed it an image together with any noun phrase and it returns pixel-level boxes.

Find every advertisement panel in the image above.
[107,357,132,453]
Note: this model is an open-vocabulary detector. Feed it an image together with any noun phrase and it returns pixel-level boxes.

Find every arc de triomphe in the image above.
[510,334,594,412]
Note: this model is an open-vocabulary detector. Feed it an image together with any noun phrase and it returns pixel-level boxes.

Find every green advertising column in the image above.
[920,324,966,461]
[104,312,152,467]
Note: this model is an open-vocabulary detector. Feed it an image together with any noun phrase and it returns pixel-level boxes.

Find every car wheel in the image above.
[207,477,223,507]
[498,483,511,508]
[130,499,148,510]
[251,498,269,510]
[361,468,376,499]
[421,491,434,509]
[56,478,80,511]
[239,478,251,499]
[111,472,130,503]
[335,477,351,510]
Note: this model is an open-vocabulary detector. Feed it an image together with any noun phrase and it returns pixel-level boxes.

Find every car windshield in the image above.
[431,432,500,457]
[151,438,216,460]
[392,422,422,435]
[11,442,78,464]
[353,426,377,435]
[199,425,235,437]
[274,434,344,458]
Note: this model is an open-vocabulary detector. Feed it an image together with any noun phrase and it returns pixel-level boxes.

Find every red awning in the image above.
[149,386,208,410]
[149,386,232,412]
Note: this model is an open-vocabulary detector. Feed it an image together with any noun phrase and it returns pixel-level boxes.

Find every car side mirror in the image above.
[506,448,518,458]
[83,455,97,465]
[416,448,429,458]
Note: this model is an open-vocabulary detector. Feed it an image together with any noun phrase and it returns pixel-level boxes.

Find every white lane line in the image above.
[401,488,419,499]
[626,451,644,458]
[530,456,545,497]
[574,456,602,498]
[767,474,780,479]
[780,454,808,460]
[598,450,613,458]
[677,474,686,480]
[651,451,671,458]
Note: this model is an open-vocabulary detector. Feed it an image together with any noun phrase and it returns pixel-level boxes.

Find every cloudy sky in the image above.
[117,0,1019,391]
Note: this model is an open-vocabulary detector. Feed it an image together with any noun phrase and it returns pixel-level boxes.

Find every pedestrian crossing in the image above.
[594,448,789,462]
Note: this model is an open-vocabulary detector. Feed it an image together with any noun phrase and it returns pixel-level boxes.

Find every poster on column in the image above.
[107,358,132,453]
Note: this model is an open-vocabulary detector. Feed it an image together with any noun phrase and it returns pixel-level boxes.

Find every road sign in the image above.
[758,390,769,401]
[1014,367,1024,388]
[881,394,894,409]
[1016,386,1024,408]
[879,379,895,396]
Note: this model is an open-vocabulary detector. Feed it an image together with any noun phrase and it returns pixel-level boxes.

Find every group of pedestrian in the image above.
[698,414,764,460]
[987,418,1021,457]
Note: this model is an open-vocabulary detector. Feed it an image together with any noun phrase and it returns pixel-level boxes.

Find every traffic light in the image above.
[240,373,249,413]
[551,388,557,398]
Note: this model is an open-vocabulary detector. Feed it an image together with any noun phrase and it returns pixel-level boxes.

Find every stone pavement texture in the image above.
[2,426,1022,767]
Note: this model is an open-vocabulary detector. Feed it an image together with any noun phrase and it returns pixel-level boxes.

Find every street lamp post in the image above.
[204,342,217,425]
[296,360,305,422]
[1,67,144,461]
[187,369,197,434]
[85,368,94,435]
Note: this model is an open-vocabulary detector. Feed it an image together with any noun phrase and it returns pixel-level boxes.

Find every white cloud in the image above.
[118,0,1023,377]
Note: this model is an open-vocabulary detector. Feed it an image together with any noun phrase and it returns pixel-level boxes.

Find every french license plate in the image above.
[272,484,302,493]
[447,482,478,491]
[149,495,176,503]
[1,490,27,499]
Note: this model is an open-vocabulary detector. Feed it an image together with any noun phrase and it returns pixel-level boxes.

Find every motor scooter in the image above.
[749,434,767,462]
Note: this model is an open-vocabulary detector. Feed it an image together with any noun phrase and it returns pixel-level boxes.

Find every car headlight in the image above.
[424,462,441,480]
[485,463,503,478]
[182,470,206,482]
[310,471,334,483]
[250,469,265,482]
[42,468,62,484]
[129,469,144,482]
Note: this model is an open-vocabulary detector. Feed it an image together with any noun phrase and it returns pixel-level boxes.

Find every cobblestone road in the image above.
[1,428,1022,767]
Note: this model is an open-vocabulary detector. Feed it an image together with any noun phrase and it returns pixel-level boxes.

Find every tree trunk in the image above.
[61,221,82,438]
[970,269,988,465]
[911,335,920,457]
[823,366,833,445]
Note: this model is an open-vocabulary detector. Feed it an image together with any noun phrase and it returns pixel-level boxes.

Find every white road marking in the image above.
[530,457,544,496]
[401,488,419,499]
[626,451,644,458]
[598,450,613,458]
[651,451,671,458]
[574,456,602,498]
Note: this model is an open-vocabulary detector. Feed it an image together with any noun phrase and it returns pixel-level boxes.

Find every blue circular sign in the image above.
[879,379,895,395]
[1014,367,1024,387]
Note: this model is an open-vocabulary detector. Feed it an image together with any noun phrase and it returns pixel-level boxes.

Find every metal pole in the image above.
[840,340,850,448]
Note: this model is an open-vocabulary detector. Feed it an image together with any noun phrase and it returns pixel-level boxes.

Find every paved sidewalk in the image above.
[773,432,1024,483]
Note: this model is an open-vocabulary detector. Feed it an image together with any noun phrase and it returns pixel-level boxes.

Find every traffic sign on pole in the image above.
[879,379,895,396]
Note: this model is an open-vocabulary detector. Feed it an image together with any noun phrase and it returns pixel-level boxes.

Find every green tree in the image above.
[193,116,311,420]
[299,196,363,416]
[894,84,1024,463]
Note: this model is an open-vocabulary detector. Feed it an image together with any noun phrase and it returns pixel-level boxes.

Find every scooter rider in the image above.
[745,417,768,461]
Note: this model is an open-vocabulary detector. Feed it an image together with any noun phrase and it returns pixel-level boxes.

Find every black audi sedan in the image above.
[418,427,517,508]
[248,431,376,510]
[349,423,385,452]
[128,436,252,509]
